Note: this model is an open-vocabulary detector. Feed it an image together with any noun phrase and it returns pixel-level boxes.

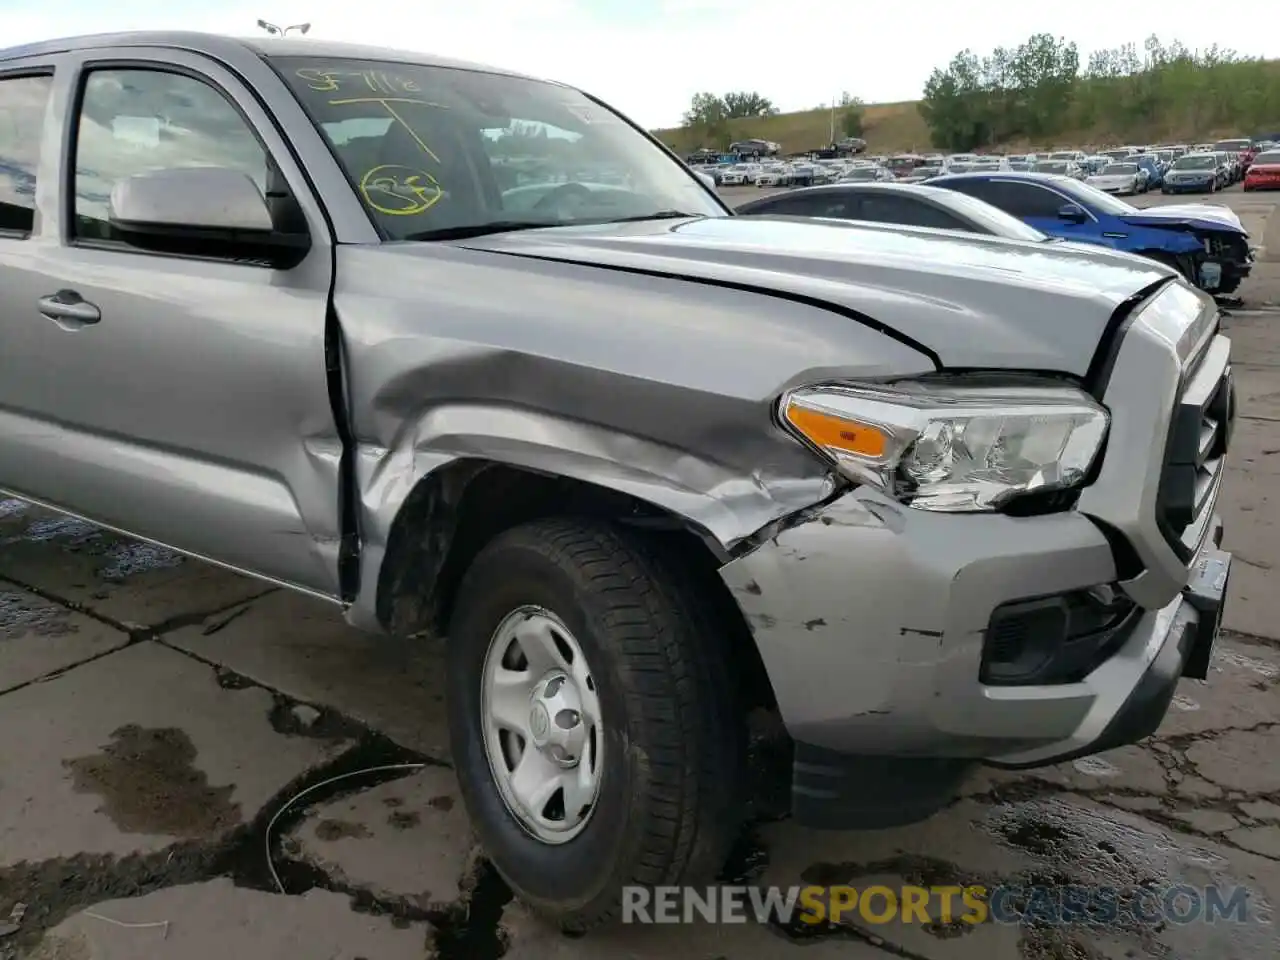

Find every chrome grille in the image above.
[1156,335,1234,559]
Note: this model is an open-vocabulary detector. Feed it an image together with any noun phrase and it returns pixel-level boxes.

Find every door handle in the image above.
[38,290,101,327]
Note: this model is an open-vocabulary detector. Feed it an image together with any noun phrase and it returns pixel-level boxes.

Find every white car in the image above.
[718,163,761,186]
[1086,162,1144,195]
[755,165,789,187]
[838,165,896,183]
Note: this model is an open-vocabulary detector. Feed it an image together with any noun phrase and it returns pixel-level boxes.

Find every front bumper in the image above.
[719,312,1234,828]
[1164,180,1215,192]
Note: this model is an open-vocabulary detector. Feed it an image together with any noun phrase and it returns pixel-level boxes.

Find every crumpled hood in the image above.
[1120,203,1248,235]
[450,215,1176,376]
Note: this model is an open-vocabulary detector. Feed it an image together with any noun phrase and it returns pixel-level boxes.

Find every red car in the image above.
[1244,149,1280,191]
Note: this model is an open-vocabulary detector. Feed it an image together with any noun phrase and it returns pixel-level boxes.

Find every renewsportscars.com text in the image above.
[621,883,1255,926]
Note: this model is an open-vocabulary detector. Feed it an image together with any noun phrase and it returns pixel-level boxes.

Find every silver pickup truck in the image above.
[0,32,1235,931]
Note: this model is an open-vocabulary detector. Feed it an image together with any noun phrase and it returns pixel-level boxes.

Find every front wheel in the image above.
[446,518,743,931]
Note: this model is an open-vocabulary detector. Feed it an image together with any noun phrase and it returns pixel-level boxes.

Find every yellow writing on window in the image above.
[359,164,443,216]
[296,67,422,95]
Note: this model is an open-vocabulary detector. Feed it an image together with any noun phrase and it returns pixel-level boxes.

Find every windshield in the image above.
[274,57,725,239]
[1103,150,1132,160]
[946,163,975,173]
[1007,162,1031,171]
[1034,161,1069,173]
[886,157,919,170]
[929,189,1047,242]
[845,168,881,180]
[1255,151,1280,165]
[1173,156,1217,170]
[914,165,942,177]
[1060,178,1136,214]
[1214,139,1250,151]
[1049,152,1075,160]
[1101,163,1138,175]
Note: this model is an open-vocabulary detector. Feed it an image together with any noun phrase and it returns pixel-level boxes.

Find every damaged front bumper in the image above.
[718,493,1231,830]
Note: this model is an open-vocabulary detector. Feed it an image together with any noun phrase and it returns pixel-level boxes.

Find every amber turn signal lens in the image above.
[784,402,888,459]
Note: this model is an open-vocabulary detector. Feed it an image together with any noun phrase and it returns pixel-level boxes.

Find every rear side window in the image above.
[745,194,852,218]
[860,195,971,231]
[944,180,1063,219]
[0,73,53,236]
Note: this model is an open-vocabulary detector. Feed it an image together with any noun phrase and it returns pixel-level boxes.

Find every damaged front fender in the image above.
[330,242,934,632]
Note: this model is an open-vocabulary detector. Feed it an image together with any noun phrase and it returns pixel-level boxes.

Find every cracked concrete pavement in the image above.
[2,191,1279,959]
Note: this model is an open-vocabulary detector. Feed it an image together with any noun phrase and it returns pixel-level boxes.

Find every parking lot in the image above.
[2,188,1279,960]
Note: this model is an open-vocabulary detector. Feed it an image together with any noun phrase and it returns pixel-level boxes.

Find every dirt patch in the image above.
[313,819,372,841]
[0,843,221,957]
[388,810,421,830]
[0,591,75,641]
[64,725,240,837]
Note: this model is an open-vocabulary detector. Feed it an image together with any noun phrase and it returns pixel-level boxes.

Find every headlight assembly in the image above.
[780,381,1109,513]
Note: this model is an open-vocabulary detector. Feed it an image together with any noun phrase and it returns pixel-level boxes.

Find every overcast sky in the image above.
[3,1,1276,128]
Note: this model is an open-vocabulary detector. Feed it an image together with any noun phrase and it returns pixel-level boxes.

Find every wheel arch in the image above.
[365,457,783,713]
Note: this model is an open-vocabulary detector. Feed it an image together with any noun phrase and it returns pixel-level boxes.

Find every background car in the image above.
[754,164,789,187]
[1086,162,1144,195]
[1244,149,1280,191]
[1163,153,1221,194]
[733,181,1055,239]
[927,171,1253,294]
[1083,155,1111,174]
[884,153,928,178]
[1133,154,1165,189]
[1031,159,1085,179]
[1213,138,1257,174]
[730,183,1187,285]
[1100,147,1139,162]
[838,165,897,182]
[717,163,757,186]
[1214,150,1240,184]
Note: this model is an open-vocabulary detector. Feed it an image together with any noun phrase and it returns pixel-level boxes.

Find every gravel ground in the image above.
[2,190,1279,960]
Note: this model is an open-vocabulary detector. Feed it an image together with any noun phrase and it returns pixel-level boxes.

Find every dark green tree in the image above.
[722,91,778,119]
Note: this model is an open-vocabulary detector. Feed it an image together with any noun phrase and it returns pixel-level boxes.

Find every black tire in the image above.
[446,518,744,931]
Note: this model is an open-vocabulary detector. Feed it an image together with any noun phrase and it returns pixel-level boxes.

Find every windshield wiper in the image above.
[401,221,557,241]
[593,210,703,224]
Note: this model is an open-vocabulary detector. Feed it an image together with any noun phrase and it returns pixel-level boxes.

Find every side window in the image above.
[755,195,851,218]
[0,74,53,236]
[860,195,971,231]
[983,182,1065,218]
[73,69,269,245]
[936,179,993,204]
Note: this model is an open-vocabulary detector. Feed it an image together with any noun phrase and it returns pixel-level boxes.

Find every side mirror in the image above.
[693,170,716,191]
[1058,203,1087,223]
[108,167,308,267]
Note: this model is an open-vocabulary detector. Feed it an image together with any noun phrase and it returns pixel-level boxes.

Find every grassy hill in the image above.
[654,56,1280,156]
[654,100,931,156]
[654,101,930,156]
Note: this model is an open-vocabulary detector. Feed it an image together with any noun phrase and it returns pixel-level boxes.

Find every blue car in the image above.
[927,172,1253,294]
[1133,154,1164,189]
